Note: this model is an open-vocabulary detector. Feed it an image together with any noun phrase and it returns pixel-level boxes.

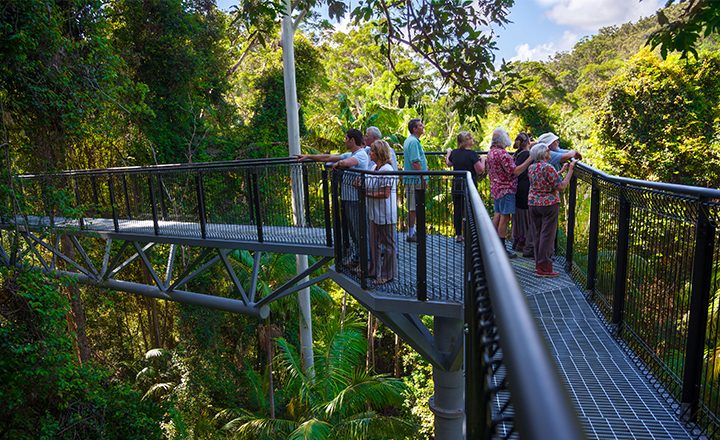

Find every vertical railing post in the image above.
[196,172,207,239]
[245,170,256,225]
[565,174,577,272]
[331,168,343,268]
[322,167,332,247]
[587,174,600,292]
[122,174,132,219]
[612,183,631,332]
[340,171,350,254]
[108,174,119,232]
[90,175,99,216]
[148,175,160,236]
[416,183,427,301]
[73,176,84,230]
[302,165,311,227]
[251,171,263,242]
[157,175,168,220]
[681,199,716,420]
[358,173,369,289]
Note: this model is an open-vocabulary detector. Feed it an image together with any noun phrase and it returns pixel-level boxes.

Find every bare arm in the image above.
[512,155,532,176]
[473,155,486,175]
[445,149,453,167]
[297,153,342,162]
[368,185,391,199]
[559,150,578,163]
[556,161,576,191]
[332,156,359,169]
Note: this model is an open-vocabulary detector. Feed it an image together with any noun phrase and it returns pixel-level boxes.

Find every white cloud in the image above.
[536,0,662,31]
[511,30,579,62]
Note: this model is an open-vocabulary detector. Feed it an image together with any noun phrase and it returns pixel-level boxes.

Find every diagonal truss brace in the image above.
[256,256,332,308]
[2,231,333,319]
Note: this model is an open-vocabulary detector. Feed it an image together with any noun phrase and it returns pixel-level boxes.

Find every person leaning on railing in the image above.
[445,131,486,242]
[527,142,576,278]
[297,128,369,266]
[365,140,398,285]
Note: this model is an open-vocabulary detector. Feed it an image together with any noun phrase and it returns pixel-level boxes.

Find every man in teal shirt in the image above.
[403,118,427,242]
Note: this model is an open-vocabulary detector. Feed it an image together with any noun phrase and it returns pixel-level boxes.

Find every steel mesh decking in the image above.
[512,254,697,439]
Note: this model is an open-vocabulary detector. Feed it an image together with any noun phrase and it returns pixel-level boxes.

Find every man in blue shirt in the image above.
[298,129,368,263]
[536,132,581,171]
[403,118,428,242]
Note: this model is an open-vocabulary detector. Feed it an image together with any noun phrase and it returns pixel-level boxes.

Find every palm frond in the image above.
[135,366,155,381]
[323,328,368,393]
[223,414,299,440]
[276,337,316,405]
[141,382,175,401]
[244,360,269,410]
[144,347,169,360]
[324,371,406,419]
[333,413,417,440]
[287,418,332,440]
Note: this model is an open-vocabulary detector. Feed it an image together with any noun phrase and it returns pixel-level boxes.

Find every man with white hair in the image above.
[487,128,532,258]
[364,126,398,171]
[536,132,581,171]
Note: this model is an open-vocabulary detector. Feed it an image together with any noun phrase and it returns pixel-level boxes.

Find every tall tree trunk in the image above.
[60,235,91,364]
[394,334,401,377]
[366,312,374,370]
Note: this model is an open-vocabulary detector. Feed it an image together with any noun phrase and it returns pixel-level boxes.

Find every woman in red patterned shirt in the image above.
[487,128,532,258]
[528,142,576,277]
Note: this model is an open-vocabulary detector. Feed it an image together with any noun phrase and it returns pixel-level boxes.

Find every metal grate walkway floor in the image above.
[511,255,698,439]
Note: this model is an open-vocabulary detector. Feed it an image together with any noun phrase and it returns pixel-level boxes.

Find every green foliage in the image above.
[237,34,324,157]
[221,318,417,439]
[0,268,163,438]
[594,48,720,186]
[110,0,238,163]
[0,0,149,172]
[649,0,720,59]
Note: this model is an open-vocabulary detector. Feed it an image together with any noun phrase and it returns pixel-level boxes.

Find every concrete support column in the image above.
[430,316,465,439]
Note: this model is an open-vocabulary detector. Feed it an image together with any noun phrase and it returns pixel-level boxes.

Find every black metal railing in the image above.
[559,162,720,437]
[331,167,464,302]
[3,154,583,438]
[461,171,584,440]
[6,158,332,248]
[329,160,582,437]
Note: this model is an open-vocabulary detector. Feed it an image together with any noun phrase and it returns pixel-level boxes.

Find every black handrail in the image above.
[575,162,720,199]
[463,172,584,440]
[563,161,720,436]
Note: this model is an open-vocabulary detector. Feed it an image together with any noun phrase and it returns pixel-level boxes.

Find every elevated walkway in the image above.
[514,254,696,439]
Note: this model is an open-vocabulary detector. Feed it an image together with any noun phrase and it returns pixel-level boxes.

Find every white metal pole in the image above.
[281,0,314,376]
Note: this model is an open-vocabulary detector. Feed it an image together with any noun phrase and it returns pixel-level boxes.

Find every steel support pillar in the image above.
[430,316,464,439]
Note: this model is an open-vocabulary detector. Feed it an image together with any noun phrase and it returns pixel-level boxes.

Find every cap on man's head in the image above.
[537,132,559,147]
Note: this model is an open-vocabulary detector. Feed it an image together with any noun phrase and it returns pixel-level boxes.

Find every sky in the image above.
[216,0,665,63]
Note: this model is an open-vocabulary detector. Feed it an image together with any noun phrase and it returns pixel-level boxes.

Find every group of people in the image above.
[447,127,580,277]
[298,124,407,286]
[299,119,581,282]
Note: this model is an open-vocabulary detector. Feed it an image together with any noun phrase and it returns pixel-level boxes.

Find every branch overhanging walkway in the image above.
[512,253,698,439]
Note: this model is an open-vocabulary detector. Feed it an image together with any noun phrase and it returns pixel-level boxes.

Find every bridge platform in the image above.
[512,254,698,439]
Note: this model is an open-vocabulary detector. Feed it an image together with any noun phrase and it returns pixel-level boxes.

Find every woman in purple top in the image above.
[445,131,486,242]
[512,132,534,257]
[527,142,576,277]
